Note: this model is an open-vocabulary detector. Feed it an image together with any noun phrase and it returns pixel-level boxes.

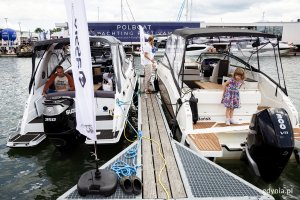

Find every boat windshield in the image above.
[186,36,287,92]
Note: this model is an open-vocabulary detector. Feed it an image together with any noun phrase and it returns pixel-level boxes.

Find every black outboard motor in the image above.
[43,96,85,150]
[246,108,294,182]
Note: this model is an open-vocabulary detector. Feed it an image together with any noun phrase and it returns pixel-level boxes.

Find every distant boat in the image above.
[0,47,17,57]
[232,41,297,56]
[16,43,33,57]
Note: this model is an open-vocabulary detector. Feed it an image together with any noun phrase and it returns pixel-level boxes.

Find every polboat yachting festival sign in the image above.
[88,22,200,42]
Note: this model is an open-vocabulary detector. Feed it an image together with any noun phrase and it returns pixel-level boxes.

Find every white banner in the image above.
[64,0,96,141]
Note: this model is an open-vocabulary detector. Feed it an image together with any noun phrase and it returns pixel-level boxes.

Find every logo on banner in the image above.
[74,18,86,88]
[79,71,86,87]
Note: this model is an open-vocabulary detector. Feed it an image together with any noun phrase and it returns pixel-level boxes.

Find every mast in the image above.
[185,0,188,21]
[190,0,192,21]
[121,0,124,21]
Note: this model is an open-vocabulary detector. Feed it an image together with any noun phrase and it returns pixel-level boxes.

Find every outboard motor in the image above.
[43,96,85,150]
[246,108,294,182]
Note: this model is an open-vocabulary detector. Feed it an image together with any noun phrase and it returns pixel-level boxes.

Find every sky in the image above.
[0,0,300,32]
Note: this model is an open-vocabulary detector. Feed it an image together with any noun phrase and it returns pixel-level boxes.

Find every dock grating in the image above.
[174,142,265,198]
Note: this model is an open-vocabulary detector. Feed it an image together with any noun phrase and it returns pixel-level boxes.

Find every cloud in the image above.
[0,0,299,31]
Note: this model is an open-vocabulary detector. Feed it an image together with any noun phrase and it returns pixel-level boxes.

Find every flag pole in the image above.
[64,0,117,196]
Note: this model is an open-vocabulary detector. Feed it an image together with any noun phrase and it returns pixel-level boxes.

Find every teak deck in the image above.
[194,81,223,90]
[294,128,300,141]
[188,133,222,151]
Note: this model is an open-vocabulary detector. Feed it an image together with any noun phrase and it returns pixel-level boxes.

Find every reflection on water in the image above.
[0,56,299,199]
[217,159,300,200]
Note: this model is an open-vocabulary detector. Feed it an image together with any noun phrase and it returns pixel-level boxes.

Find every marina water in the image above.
[0,57,299,199]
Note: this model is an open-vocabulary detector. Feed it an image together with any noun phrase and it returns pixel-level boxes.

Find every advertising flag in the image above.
[64,0,96,141]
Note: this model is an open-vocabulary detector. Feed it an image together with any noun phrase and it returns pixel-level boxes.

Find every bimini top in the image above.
[33,36,121,51]
[173,28,277,39]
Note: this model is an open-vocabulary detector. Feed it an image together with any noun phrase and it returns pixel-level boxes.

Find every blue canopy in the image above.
[1,28,17,41]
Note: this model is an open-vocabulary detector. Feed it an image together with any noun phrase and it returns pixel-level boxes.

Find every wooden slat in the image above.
[193,122,217,129]
[141,79,157,199]
[293,128,300,134]
[188,133,222,151]
[294,128,300,141]
[194,81,223,90]
[214,122,249,127]
[147,94,171,199]
[257,106,270,111]
[151,94,186,198]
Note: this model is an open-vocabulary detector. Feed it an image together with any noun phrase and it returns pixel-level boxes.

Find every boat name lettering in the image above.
[45,118,56,122]
[66,109,75,115]
[198,116,211,121]
[116,24,151,31]
[73,18,86,88]
[276,113,287,130]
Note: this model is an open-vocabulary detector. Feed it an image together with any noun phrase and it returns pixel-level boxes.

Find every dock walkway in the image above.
[57,77,274,200]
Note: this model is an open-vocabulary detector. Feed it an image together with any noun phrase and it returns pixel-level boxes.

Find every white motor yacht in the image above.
[232,41,297,56]
[7,36,137,150]
[156,28,300,181]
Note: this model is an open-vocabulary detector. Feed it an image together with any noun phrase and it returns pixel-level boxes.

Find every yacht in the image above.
[185,43,212,56]
[7,36,137,150]
[156,28,300,181]
[232,41,297,56]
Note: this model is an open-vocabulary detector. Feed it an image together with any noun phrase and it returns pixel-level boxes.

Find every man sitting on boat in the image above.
[42,66,75,95]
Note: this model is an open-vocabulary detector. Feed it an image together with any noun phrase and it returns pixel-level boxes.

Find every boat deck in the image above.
[294,128,300,141]
[57,77,274,200]
[7,132,46,147]
[195,81,223,90]
[187,133,222,151]
[193,121,250,129]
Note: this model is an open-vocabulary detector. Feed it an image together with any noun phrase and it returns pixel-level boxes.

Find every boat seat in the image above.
[193,89,261,121]
[46,91,76,98]
[184,62,199,69]
[45,90,115,99]
[210,59,229,84]
[93,74,103,84]
[94,90,115,98]
[181,69,202,83]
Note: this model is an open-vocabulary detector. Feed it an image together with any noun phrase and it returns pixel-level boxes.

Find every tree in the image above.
[50,27,62,35]
[34,27,44,33]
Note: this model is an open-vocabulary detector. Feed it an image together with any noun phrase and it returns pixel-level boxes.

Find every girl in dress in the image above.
[222,68,245,125]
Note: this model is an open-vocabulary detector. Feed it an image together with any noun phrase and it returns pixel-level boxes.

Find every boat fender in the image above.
[189,94,198,124]
[294,149,300,164]
[177,98,182,105]
[153,76,159,92]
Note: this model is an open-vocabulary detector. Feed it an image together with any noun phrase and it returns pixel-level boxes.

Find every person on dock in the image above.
[42,66,75,95]
[143,35,157,95]
[221,68,245,125]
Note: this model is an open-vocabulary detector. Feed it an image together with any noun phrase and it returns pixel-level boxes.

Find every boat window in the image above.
[111,45,122,93]
[59,54,72,71]
[119,44,129,77]
[164,35,176,69]
[248,52,286,88]
[48,53,60,76]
